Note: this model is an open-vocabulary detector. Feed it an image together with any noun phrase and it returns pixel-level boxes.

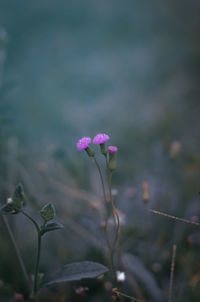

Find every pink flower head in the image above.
[108,146,118,155]
[77,137,91,151]
[93,133,110,145]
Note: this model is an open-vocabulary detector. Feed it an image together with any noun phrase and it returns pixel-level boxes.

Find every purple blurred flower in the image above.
[108,146,118,155]
[93,133,110,144]
[76,137,91,151]
[191,216,199,223]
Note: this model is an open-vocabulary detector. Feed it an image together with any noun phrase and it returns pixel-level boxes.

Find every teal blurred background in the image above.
[0,1,200,301]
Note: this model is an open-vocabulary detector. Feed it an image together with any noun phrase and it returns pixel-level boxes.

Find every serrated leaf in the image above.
[40,222,63,235]
[12,183,26,209]
[0,203,18,215]
[40,203,55,222]
[43,261,109,286]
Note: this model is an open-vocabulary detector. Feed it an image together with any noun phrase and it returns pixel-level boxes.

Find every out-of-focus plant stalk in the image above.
[104,155,121,288]
[1,216,30,293]
[112,289,143,302]
[93,156,116,282]
[168,244,177,302]
[105,156,120,250]
[107,170,120,287]
[149,209,200,226]
[107,170,120,250]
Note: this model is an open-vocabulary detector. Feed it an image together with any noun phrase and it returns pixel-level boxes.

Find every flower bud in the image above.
[108,146,118,171]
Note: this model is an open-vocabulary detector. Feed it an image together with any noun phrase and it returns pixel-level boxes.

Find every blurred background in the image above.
[0,0,200,301]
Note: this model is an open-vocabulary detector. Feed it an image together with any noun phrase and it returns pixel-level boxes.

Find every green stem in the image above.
[21,210,40,233]
[107,171,120,285]
[34,233,42,296]
[105,156,120,244]
[105,156,121,285]
[93,157,108,204]
[93,156,111,249]
[93,156,116,279]
[21,210,41,298]
[108,171,120,244]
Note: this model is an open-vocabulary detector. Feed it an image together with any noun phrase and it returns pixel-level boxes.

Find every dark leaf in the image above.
[43,261,109,286]
[12,183,26,208]
[0,203,18,215]
[40,222,64,235]
[40,203,55,222]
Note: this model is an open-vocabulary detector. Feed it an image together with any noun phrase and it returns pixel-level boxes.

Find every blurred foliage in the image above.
[0,0,200,301]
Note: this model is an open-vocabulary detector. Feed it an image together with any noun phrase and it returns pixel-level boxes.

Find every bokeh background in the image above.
[0,0,200,301]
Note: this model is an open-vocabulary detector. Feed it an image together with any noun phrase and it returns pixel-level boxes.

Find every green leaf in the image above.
[12,183,26,209]
[40,203,55,222]
[0,203,18,215]
[43,261,109,286]
[40,222,63,235]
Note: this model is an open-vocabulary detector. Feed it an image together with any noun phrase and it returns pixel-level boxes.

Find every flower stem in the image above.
[93,156,111,249]
[108,171,120,249]
[93,156,116,280]
[93,156,107,204]
[105,156,120,240]
[105,155,120,249]
[105,156,121,286]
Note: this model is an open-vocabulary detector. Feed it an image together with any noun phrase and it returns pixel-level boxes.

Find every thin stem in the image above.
[105,157,144,301]
[106,159,120,285]
[34,233,42,296]
[1,216,29,286]
[93,157,108,204]
[105,156,120,247]
[21,210,40,233]
[107,171,117,229]
[93,156,111,249]
[113,289,143,302]
[168,244,177,302]
[93,156,116,279]
[107,170,120,253]
[149,209,200,227]
[21,210,41,298]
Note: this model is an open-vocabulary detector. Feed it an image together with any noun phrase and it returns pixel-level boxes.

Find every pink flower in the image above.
[108,146,118,155]
[93,133,110,144]
[76,137,91,151]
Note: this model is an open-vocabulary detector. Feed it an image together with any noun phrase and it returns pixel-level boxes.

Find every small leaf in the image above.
[43,261,109,286]
[40,222,64,235]
[0,203,18,215]
[40,203,55,222]
[12,183,26,209]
